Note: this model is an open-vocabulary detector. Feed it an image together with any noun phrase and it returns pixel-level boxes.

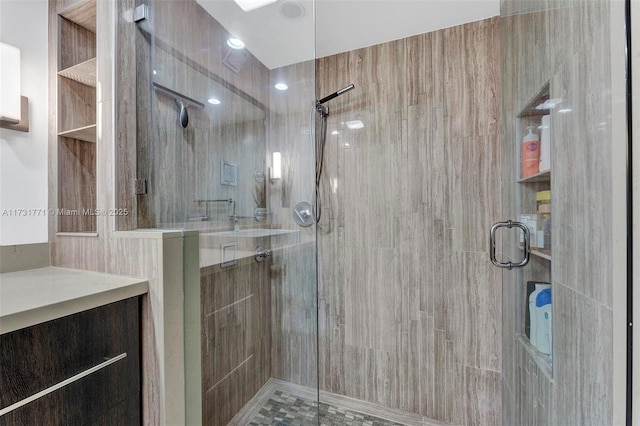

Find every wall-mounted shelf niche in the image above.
[55,0,97,234]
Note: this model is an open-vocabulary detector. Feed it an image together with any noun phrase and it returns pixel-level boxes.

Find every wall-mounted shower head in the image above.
[177,100,189,128]
[152,83,205,130]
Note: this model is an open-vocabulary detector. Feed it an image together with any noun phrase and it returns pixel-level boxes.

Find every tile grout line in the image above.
[208,354,254,391]
[210,293,254,315]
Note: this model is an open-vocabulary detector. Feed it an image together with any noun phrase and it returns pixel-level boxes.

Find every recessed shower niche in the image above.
[514,82,553,373]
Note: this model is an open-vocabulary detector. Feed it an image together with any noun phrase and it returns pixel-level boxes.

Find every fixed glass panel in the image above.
[135,0,317,423]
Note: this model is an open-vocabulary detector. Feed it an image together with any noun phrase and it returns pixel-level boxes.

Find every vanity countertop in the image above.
[0,267,148,334]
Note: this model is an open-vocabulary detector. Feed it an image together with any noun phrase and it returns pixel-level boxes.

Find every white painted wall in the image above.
[0,1,49,245]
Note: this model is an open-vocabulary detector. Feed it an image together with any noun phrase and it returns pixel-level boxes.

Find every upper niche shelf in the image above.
[58,58,96,87]
[58,0,97,33]
[518,82,552,118]
[59,124,97,143]
[517,169,550,184]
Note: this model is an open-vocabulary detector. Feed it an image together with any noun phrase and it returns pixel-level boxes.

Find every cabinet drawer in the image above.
[88,392,141,426]
[0,297,140,425]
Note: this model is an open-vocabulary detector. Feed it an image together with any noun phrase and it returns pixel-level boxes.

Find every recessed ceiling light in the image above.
[274,83,288,91]
[227,38,245,49]
[153,70,157,75]
[331,130,339,135]
[279,1,305,19]
[208,98,221,105]
[346,120,364,130]
[233,0,277,12]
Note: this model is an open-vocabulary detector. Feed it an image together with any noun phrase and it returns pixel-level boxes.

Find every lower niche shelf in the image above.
[59,124,97,143]
[518,244,552,261]
[518,335,553,379]
[531,248,551,261]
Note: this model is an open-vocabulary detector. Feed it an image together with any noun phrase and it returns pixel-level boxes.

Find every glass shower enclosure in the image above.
[131,0,630,424]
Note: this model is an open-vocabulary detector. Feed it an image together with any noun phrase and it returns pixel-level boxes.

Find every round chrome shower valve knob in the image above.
[255,245,272,263]
[293,201,315,227]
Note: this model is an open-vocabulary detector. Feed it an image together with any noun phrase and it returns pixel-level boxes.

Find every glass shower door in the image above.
[498,1,629,424]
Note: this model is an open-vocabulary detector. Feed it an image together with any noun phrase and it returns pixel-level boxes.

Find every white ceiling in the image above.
[196,0,500,70]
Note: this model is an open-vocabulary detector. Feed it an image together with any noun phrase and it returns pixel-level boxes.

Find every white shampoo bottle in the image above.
[535,288,552,355]
[528,283,551,348]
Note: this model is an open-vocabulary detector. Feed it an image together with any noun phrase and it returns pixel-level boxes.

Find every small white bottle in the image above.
[539,115,551,172]
[528,283,551,348]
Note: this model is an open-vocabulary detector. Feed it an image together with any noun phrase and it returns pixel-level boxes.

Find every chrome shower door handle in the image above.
[489,220,530,269]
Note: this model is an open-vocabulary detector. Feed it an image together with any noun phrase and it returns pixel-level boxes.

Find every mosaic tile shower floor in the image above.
[248,390,407,426]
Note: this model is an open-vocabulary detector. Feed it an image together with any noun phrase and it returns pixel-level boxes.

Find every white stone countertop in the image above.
[0,267,149,335]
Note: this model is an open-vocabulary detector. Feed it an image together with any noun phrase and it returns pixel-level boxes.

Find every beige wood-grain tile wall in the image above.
[201,259,271,426]
[315,17,502,424]
[501,1,625,424]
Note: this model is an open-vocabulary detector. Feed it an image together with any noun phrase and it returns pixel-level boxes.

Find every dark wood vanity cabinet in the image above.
[0,297,141,425]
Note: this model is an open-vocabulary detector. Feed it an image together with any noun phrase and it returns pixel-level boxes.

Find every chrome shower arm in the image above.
[153,82,205,109]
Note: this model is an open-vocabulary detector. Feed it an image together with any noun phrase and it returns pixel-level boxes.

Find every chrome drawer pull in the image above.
[0,352,127,416]
[489,220,530,269]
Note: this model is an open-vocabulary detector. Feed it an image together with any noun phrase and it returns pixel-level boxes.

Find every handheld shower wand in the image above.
[315,84,355,117]
[317,84,355,105]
